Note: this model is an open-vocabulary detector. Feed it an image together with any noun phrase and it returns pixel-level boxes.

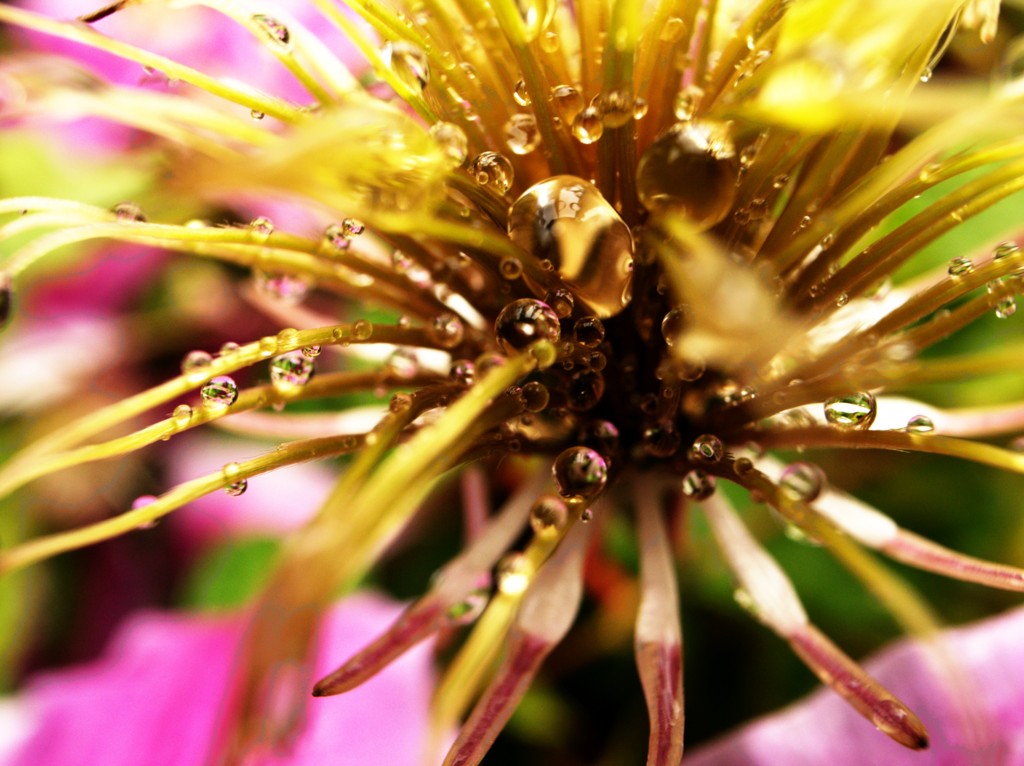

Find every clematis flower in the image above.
[0,594,438,766]
[1,0,1023,764]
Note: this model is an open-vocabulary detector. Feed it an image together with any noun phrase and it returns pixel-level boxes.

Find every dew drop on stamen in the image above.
[113,202,145,222]
[520,380,549,411]
[254,271,311,305]
[643,422,681,457]
[673,84,703,121]
[172,403,193,428]
[571,105,604,144]
[681,469,715,500]
[181,349,213,375]
[495,298,560,353]
[249,216,274,239]
[513,0,556,41]
[779,461,826,503]
[252,14,291,48]
[446,586,490,624]
[994,241,1021,261]
[507,176,634,318]
[431,312,465,348]
[201,376,239,408]
[384,40,430,91]
[513,79,531,106]
[544,288,575,318]
[947,256,973,277]
[905,414,935,433]
[352,319,373,341]
[470,151,514,194]
[573,316,605,347]
[341,218,365,237]
[567,370,605,411]
[636,120,738,230]
[994,296,1017,319]
[690,433,724,463]
[323,223,350,251]
[386,348,419,379]
[449,359,476,385]
[550,84,584,123]
[601,90,633,128]
[661,307,686,346]
[270,350,315,390]
[429,121,469,168]
[529,494,568,537]
[504,114,541,155]
[131,495,160,528]
[632,97,649,120]
[552,446,608,500]
[222,462,248,496]
[824,392,877,429]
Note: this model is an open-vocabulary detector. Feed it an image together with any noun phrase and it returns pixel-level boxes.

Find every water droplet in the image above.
[470,151,514,194]
[384,40,429,91]
[302,345,322,358]
[905,414,935,433]
[450,359,476,385]
[222,461,248,496]
[660,16,686,42]
[779,461,826,503]
[690,433,724,463]
[520,380,549,411]
[249,216,274,239]
[513,79,531,106]
[504,114,541,155]
[772,173,790,189]
[270,350,315,390]
[578,420,619,459]
[507,176,634,318]
[258,335,279,357]
[250,109,265,120]
[571,105,604,144]
[496,552,531,594]
[994,241,1021,261]
[550,84,584,123]
[201,376,239,408]
[637,120,738,230]
[824,392,877,429]
[661,307,686,346]
[530,494,568,537]
[322,223,351,251]
[132,494,158,510]
[253,14,291,48]
[114,202,145,222]
[601,90,633,128]
[573,316,604,347]
[386,348,419,379]
[673,84,703,121]
[540,30,560,52]
[181,350,213,375]
[544,288,575,318]
[643,422,681,457]
[567,370,605,411]
[341,217,365,237]
[632,97,649,120]
[681,469,715,500]
[173,403,192,428]
[733,457,755,476]
[995,296,1017,319]
[495,298,560,353]
[552,446,608,500]
[253,271,311,305]
[219,341,240,356]
[429,121,468,168]
[352,319,373,341]
[947,256,973,277]
[446,586,490,624]
[431,312,465,347]
[389,392,413,413]
[500,256,523,279]
[513,0,556,41]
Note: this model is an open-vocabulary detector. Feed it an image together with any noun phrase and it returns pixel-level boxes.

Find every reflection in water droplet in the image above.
[674,84,703,121]
[172,404,193,427]
[249,216,274,239]
[513,0,556,41]
[947,256,973,277]
[450,359,476,385]
[552,446,608,500]
[504,114,542,155]
[429,121,469,168]
[181,350,213,375]
[431,312,465,348]
[572,105,604,144]
[252,14,291,48]
[254,271,311,305]
[905,414,935,433]
[507,176,634,317]
[551,84,584,123]
[530,494,568,537]
[495,299,560,353]
[114,202,145,222]
[573,316,605,347]
[690,433,724,463]
[824,392,877,429]
[513,79,531,106]
[779,461,826,503]
[470,151,514,194]
[270,350,315,390]
[384,40,429,91]
[636,120,738,230]
[201,376,239,408]
[446,586,490,624]
[994,241,1021,261]
[681,469,715,500]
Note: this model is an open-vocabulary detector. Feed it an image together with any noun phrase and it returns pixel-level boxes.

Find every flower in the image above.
[1,0,1023,764]
[0,594,438,766]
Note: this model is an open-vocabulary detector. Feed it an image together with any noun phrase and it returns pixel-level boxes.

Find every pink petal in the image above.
[687,607,1024,765]
[6,594,436,766]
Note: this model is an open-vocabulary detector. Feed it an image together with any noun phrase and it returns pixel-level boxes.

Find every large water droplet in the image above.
[550,84,584,123]
[222,462,248,496]
[573,316,604,347]
[201,376,239,408]
[905,414,935,433]
[636,120,738,230]
[690,433,724,463]
[571,105,604,144]
[494,298,560,353]
[507,176,634,318]
[431,312,465,348]
[552,446,608,500]
[470,151,514,194]
[270,350,315,391]
[824,392,876,429]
